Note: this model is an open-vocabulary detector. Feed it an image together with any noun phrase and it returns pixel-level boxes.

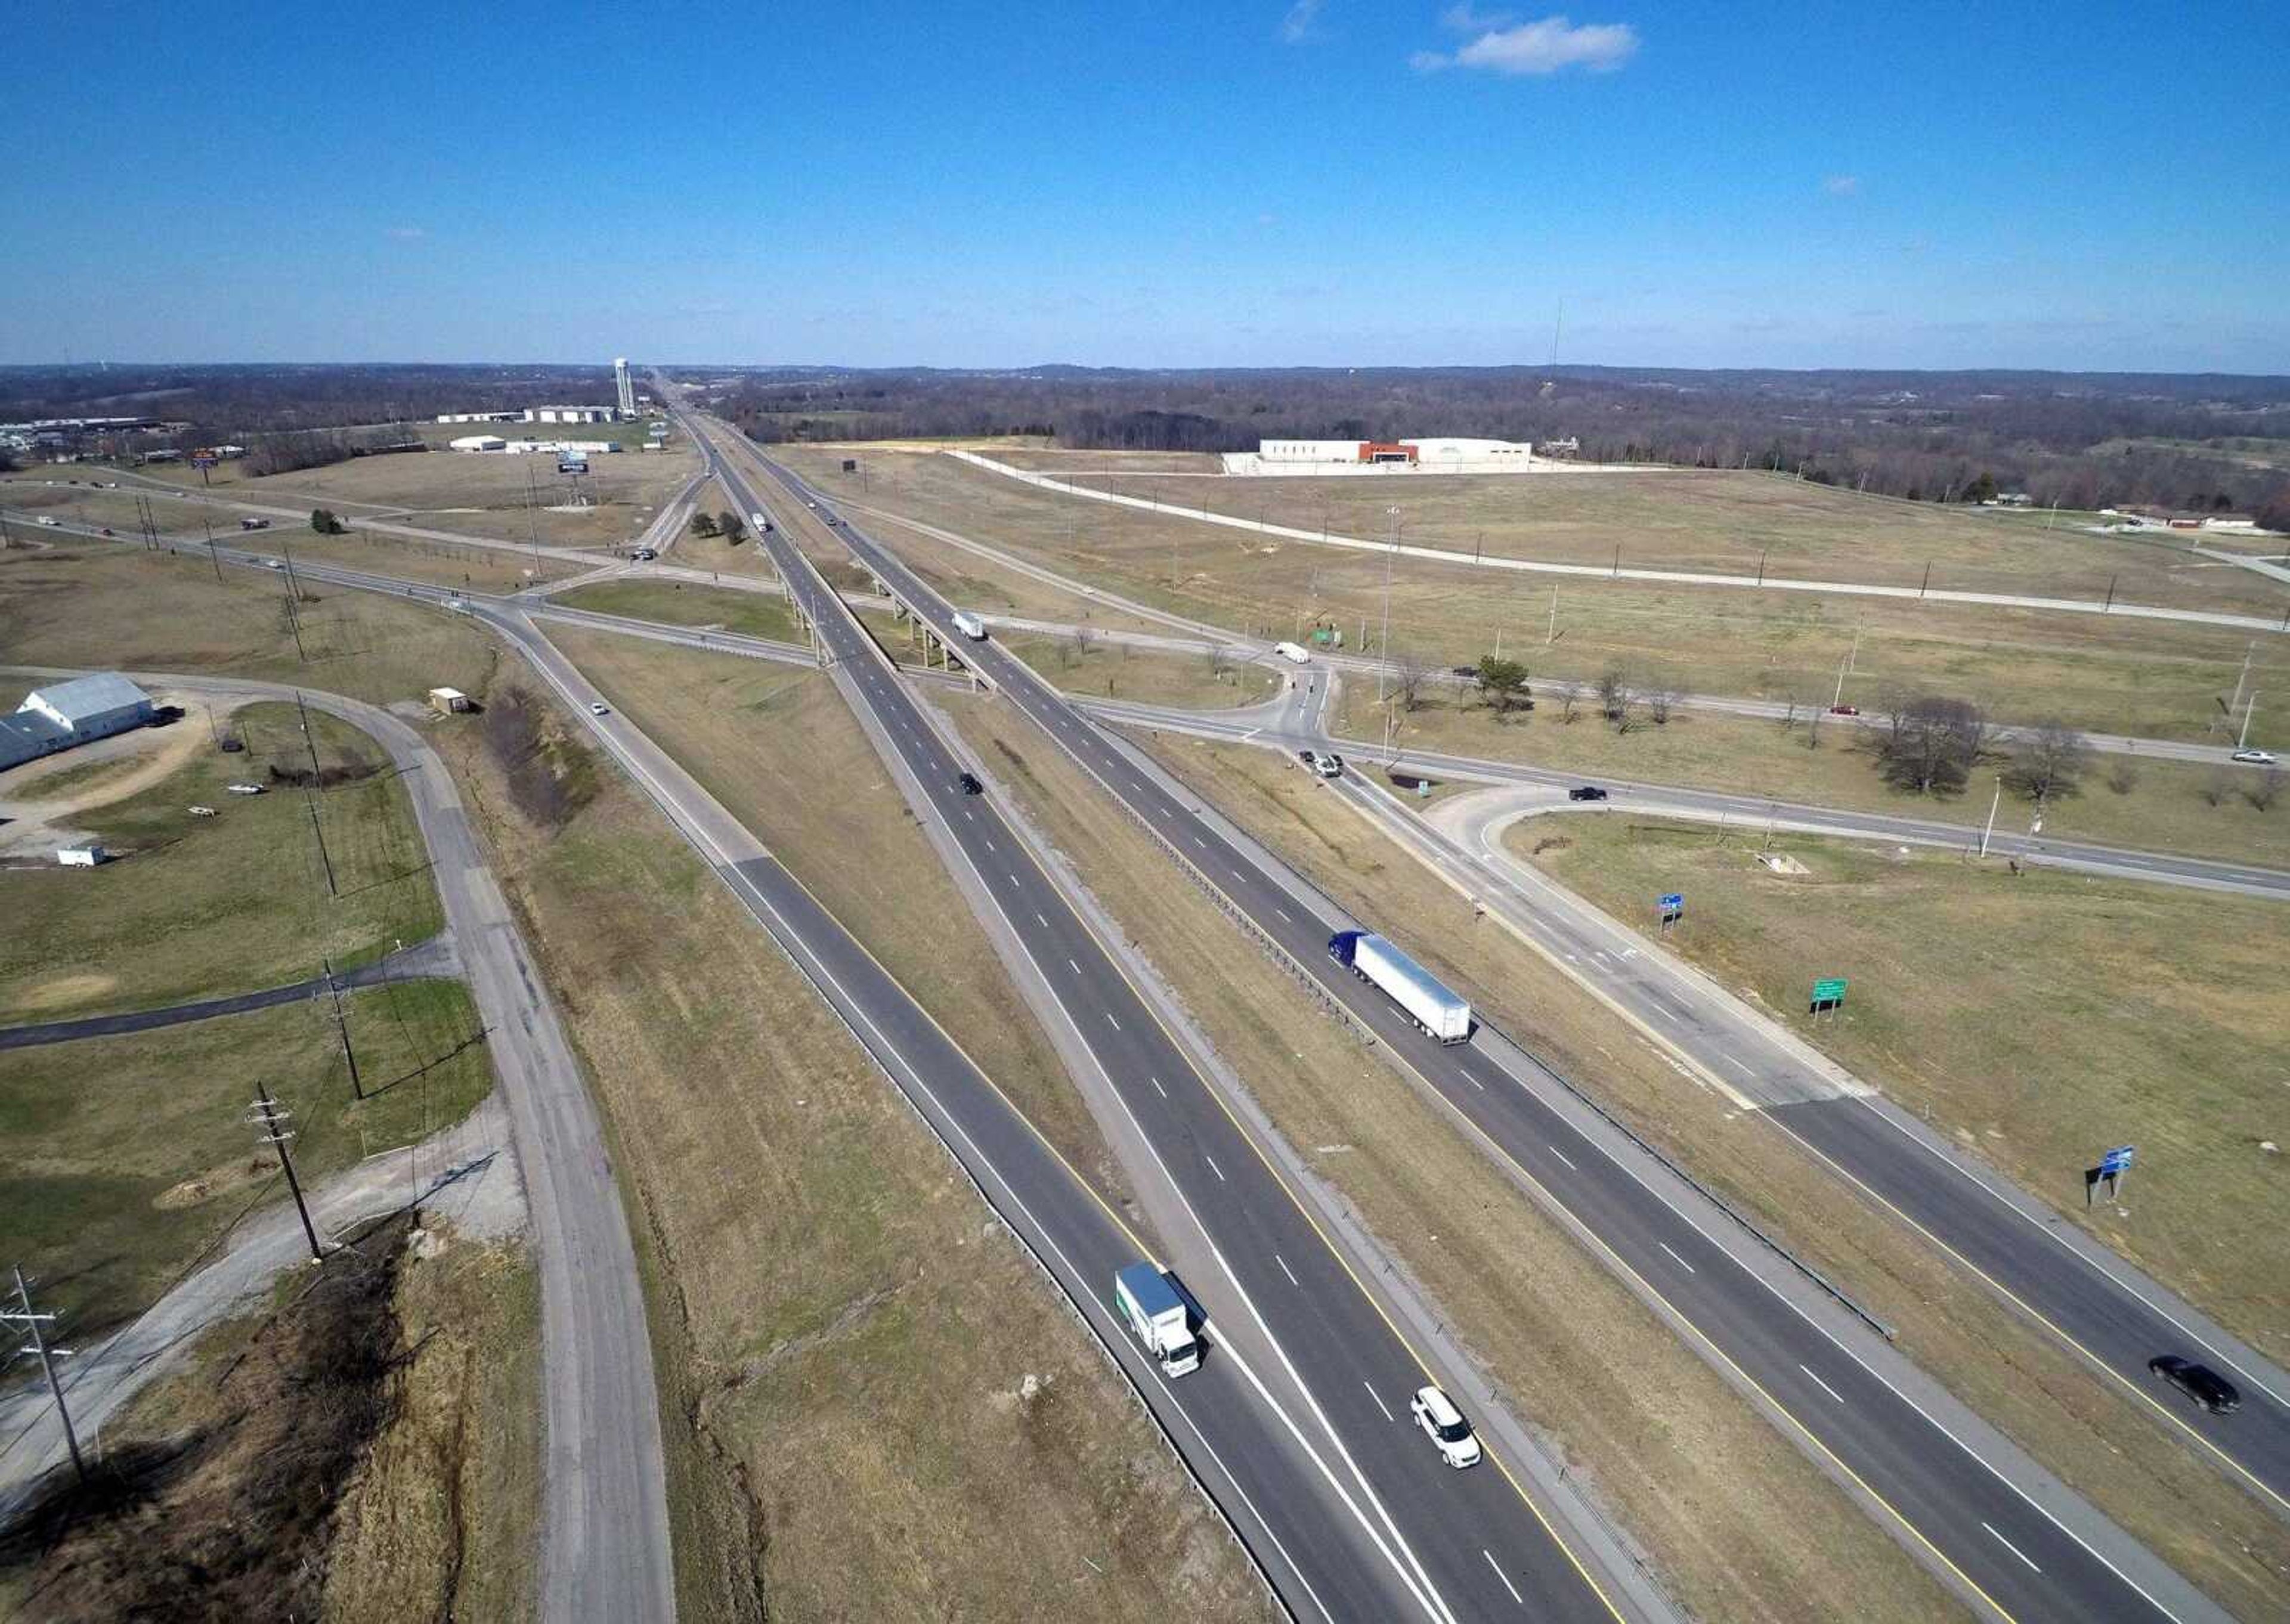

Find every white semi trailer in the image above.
[1327,930,1472,1043]
[1113,1263,1200,1377]
[951,610,988,640]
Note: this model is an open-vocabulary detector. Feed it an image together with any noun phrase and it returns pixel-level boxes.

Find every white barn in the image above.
[0,672,156,770]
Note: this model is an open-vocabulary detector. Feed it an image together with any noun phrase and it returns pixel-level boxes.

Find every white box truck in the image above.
[1328,929,1472,1043]
[951,610,988,640]
[1114,1263,1199,1377]
[1274,641,1311,664]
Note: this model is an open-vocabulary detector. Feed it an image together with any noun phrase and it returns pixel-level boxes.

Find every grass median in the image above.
[431,655,1269,1620]
[552,578,803,643]
[938,688,1969,1624]
[1143,731,2289,1618]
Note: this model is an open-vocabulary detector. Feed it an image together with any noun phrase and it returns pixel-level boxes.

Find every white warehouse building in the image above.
[0,672,156,771]
[1226,436,1536,476]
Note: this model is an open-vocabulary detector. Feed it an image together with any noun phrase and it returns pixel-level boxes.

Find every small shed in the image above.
[428,686,474,715]
[56,844,107,867]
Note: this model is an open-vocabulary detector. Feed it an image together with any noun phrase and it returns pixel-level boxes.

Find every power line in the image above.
[322,956,363,1100]
[247,1083,324,1264]
[3,1265,86,1484]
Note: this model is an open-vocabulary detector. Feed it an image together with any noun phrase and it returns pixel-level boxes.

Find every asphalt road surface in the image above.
[728,439,2236,1624]
[0,667,678,1623]
[690,430,1658,1623]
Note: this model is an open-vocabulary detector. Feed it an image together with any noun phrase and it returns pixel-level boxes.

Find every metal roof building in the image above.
[2,673,155,770]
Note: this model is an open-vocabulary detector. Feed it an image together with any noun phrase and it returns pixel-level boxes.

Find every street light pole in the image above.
[1979,775,2001,858]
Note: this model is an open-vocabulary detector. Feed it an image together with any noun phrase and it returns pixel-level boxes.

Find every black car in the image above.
[2150,1356,2240,1414]
[1567,786,1608,802]
[958,771,984,795]
[1325,754,1345,775]
[1298,749,1319,767]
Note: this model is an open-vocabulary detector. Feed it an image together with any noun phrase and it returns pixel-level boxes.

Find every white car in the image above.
[225,783,265,796]
[265,558,286,569]
[35,516,60,527]
[2232,748,2277,765]
[589,701,610,717]
[1410,1385,1482,1468]
[1309,751,1343,779]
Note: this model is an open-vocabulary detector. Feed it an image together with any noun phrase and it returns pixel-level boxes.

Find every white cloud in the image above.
[1821,174,1861,197]
[1279,0,1323,42]
[1413,14,1639,75]
[386,225,426,240]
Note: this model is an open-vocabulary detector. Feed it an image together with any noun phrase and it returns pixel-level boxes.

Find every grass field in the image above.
[0,701,443,1019]
[1004,631,1280,710]
[937,689,1961,1624]
[541,628,1135,1217]
[266,524,581,591]
[1075,461,2285,618]
[1531,819,2290,1352]
[444,652,1267,1620]
[1144,733,2290,1617]
[770,445,2290,745]
[0,976,491,1335]
[0,547,506,708]
[552,578,803,643]
[1333,683,2290,870]
[88,438,703,551]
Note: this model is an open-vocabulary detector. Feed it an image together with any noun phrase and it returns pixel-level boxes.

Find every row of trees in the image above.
[694,364,2290,519]
[688,510,747,543]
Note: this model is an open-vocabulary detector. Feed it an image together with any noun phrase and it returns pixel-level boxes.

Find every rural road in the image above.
[739,442,2238,1624]
[0,933,459,1050]
[0,665,676,1623]
[952,448,2290,637]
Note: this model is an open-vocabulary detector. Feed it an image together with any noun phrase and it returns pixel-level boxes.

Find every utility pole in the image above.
[280,539,304,602]
[249,1084,325,1263]
[1547,587,1559,645]
[1846,610,1865,675]
[1832,650,1852,709]
[2227,641,2256,726]
[2239,691,2260,750]
[4,1266,86,1485]
[1376,506,1398,705]
[323,956,363,1099]
[1980,775,2001,858]
[203,511,224,581]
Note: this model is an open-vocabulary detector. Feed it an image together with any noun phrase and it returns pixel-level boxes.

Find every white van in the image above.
[1274,641,1311,665]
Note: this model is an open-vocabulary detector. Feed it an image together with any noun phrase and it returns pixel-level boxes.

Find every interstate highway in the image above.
[696,436,1645,1622]
[720,430,2232,1624]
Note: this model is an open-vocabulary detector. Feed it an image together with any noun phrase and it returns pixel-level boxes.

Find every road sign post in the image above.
[1657,892,1684,934]
[2092,1143,2134,1204]
[1809,976,1848,1019]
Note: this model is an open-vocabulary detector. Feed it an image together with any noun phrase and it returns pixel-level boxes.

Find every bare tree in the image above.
[2104,757,2140,795]
[1206,643,1232,683]
[2199,770,2232,807]
[1876,693,1987,795]
[1778,693,1800,733]
[2249,766,2283,813]
[1392,648,1434,714]
[1646,678,1683,725]
[1596,667,1630,724]
[1549,678,1583,724]
[2003,721,2091,806]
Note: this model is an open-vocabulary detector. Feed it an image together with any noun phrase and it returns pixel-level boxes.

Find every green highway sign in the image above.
[1809,977,1849,1013]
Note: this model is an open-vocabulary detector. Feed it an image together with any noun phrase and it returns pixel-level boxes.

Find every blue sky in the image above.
[4,1,2283,371]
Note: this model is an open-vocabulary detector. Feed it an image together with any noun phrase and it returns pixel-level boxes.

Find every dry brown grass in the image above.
[1530,819,2290,1356]
[937,690,1964,1624]
[443,659,1268,1622]
[769,445,2289,743]
[542,628,1130,1211]
[321,1228,541,1622]
[1147,733,2290,1619]
[1077,460,2283,617]
[1338,684,2290,870]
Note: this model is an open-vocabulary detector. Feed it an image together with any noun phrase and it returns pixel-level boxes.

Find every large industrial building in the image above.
[0,673,156,771]
[1226,437,1537,476]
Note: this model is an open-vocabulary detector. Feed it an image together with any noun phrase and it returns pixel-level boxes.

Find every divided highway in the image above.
[722,431,2236,1624]
[698,430,1650,1622]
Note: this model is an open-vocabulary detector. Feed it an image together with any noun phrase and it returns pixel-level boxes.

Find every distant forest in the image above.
[5,361,2286,523]
[694,364,2290,523]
